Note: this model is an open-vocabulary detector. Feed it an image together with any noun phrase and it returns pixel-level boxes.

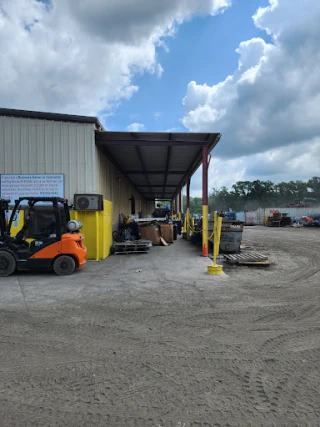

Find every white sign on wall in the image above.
[0,174,64,205]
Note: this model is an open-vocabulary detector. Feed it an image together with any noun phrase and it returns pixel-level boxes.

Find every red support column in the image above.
[186,178,190,210]
[186,178,191,240]
[202,146,208,206]
[202,146,209,256]
[175,195,178,218]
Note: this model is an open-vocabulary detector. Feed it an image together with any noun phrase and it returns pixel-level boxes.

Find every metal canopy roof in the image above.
[95,131,221,201]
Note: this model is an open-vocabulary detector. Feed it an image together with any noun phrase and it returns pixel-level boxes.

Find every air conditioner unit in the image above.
[74,194,103,211]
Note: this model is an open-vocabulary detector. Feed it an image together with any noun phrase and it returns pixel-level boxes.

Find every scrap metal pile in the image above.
[265,210,320,228]
[292,215,320,228]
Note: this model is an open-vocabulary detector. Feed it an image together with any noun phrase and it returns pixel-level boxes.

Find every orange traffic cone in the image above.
[202,243,208,257]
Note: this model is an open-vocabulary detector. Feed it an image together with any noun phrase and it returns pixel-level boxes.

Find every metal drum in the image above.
[219,220,244,253]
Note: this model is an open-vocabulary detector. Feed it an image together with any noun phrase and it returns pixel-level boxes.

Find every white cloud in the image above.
[183,0,320,196]
[59,0,230,44]
[0,0,230,116]
[127,122,145,132]
[189,138,320,197]
[182,0,320,192]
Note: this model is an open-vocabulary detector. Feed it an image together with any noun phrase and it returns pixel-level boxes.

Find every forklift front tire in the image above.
[0,251,16,277]
[53,255,76,276]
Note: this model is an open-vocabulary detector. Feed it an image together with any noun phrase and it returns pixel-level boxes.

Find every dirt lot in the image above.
[0,226,319,427]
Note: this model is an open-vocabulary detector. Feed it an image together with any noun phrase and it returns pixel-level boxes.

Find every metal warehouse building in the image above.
[0,108,220,259]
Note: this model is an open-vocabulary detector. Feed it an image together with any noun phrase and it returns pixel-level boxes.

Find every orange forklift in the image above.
[0,197,87,277]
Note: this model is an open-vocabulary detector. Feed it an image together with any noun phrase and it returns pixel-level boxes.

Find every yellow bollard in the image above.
[182,215,186,234]
[207,211,223,275]
[186,208,191,241]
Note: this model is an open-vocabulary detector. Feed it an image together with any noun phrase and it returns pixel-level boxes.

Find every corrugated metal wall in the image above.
[1,115,156,225]
[0,116,98,198]
[145,201,156,216]
[95,147,155,223]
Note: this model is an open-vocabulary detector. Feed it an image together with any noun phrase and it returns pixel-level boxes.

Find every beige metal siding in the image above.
[95,147,154,223]
[0,116,98,199]
[1,115,154,224]
[145,201,156,216]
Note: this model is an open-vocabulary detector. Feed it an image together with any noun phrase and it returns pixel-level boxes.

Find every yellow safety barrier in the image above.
[70,199,112,261]
[181,215,186,234]
[207,211,223,275]
[186,208,191,240]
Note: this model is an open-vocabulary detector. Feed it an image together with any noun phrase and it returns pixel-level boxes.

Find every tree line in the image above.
[183,177,320,214]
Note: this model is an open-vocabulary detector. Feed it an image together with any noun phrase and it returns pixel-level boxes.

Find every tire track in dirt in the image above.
[1,227,320,426]
[260,328,320,354]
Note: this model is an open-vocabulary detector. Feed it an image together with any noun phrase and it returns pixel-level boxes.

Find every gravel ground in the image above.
[0,226,319,427]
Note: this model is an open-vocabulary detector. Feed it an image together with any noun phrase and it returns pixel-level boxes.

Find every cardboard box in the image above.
[139,224,161,245]
[160,223,174,243]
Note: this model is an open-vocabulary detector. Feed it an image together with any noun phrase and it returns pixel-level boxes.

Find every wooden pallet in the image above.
[224,252,269,266]
[114,240,152,255]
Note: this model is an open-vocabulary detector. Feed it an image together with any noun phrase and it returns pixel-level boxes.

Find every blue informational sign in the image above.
[0,174,65,205]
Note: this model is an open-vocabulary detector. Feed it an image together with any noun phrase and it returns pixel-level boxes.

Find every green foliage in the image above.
[183,177,320,213]
[182,195,203,214]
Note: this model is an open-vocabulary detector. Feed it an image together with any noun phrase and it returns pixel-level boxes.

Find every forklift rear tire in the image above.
[53,255,76,276]
[0,251,16,277]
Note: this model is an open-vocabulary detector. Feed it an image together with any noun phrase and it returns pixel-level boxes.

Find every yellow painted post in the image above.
[95,211,100,261]
[202,205,209,256]
[186,208,191,241]
[100,200,112,258]
[207,211,223,275]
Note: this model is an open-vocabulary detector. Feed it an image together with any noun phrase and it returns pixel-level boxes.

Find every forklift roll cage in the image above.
[6,197,71,241]
[0,197,87,276]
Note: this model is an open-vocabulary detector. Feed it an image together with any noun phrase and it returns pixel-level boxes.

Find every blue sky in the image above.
[2,0,320,194]
[107,0,271,132]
